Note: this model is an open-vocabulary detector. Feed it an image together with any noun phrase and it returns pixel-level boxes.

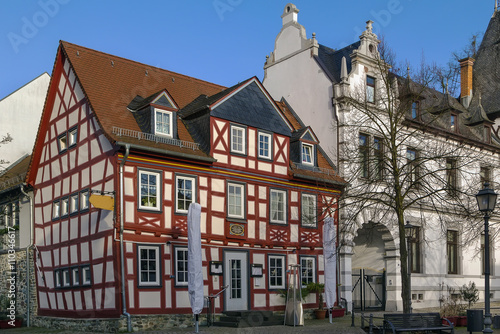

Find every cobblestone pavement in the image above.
[0,315,364,334]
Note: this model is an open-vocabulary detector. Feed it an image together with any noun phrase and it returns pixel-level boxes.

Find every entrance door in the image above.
[224,251,248,311]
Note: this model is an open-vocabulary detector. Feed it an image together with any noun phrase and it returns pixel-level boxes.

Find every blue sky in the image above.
[0,0,495,99]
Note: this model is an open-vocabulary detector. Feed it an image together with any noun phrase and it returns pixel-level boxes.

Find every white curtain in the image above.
[188,203,203,314]
[323,216,337,309]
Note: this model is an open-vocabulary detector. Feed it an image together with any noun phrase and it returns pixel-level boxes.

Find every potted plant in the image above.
[440,287,466,326]
[307,282,326,319]
[330,305,346,318]
[457,281,479,327]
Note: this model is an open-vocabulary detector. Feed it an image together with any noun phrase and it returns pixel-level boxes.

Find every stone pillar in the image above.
[339,243,353,312]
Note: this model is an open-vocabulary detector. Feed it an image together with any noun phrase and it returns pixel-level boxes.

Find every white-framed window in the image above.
[82,265,92,285]
[155,108,173,137]
[61,197,69,217]
[176,175,196,214]
[138,245,161,286]
[55,270,62,288]
[258,132,272,160]
[270,189,287,224]
[268,255,285,289]
[366,75,375,103]
[58,133,67,152]
[139,170,161,211]
[70,193,79,214]
[53,200,61,220]
[301,143,314,166]
[300,256,316,287]
[230,125,246,155]
[72,267,80,286]
[301,194,317,227]
[175,247,189,286]
[80,189,90,211]
[227,182,245,219]
[68,127,78,147]
[62,268,71,287]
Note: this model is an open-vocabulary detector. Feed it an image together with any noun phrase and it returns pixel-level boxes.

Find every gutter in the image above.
[119,145,132,332]
[20,184,33,327]
[115,141,216,163]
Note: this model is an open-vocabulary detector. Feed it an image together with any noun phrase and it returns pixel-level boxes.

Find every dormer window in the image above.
[450,114,458,132]
[484,126,491,143]
[155,108,173,137]
[411,101,420,119]
[301,143,314,166]
[366,76,375,103]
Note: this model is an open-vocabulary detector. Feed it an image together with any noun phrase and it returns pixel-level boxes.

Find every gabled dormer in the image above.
[127,89,179,139]
[291,126,319,168]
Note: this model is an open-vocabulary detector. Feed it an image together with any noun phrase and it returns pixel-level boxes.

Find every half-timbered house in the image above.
[26,41,344,331]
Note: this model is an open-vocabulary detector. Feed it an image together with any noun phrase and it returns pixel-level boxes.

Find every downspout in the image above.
[119,145,131,332]
[20,184,33,327]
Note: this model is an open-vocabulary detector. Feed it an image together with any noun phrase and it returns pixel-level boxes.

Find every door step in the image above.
[213,310,283,328]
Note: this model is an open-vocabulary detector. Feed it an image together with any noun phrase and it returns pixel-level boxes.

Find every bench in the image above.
[383,312,454,334]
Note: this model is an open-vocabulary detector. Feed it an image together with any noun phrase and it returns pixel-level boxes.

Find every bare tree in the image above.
[336,39,489,313]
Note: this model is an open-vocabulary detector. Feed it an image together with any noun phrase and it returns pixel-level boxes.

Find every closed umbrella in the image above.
[323,216,337,323]
[188,202,203,332]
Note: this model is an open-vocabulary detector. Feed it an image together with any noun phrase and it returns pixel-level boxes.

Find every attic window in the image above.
[411,101,420,120]
[155,108,173,137]
[301,143,314,166]
[450,114,458,133]
[366,76,375,103]
[484,126,491,143]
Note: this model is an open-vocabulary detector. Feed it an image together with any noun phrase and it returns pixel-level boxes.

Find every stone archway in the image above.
[351,221,398,311]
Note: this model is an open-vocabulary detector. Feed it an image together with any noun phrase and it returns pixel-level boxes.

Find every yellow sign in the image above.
[89,194,114,211]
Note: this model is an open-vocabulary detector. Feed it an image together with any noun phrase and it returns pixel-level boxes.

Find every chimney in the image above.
[459,57,474,107]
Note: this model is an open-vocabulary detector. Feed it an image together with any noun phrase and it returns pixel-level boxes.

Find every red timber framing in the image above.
[25,41,344,319]
[27,49,120,318]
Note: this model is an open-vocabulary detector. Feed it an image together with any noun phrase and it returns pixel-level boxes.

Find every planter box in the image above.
[0,319,22,329]
[330,308,346,318]
[443,316,458,326]
[457,316,467,327]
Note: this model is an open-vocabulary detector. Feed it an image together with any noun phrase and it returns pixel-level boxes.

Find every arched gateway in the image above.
[351,222,400,311]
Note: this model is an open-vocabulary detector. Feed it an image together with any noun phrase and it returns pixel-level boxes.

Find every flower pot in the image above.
[314,309,327,319]
[330,308,346,318]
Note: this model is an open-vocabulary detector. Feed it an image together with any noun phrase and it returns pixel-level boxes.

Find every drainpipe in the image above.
[119,145,131,332]
[20,184,33,327]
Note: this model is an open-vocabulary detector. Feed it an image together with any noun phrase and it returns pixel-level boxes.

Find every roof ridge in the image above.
[60,40,226,91]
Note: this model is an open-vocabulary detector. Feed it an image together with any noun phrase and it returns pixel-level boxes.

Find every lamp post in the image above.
[405,222,417,314]
[476,182,497,334]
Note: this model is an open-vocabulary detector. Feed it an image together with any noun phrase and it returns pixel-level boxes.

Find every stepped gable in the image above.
[469,12,500,118]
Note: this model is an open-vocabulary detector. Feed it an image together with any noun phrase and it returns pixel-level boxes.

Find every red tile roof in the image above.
[60,41,226,154]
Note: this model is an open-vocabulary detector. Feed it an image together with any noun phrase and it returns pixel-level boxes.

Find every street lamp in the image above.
[476,182,497,334]
[405,222,417,314]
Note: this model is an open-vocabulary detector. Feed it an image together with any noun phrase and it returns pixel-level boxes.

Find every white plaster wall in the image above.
[0,73,50,164]
[264,50,336,160]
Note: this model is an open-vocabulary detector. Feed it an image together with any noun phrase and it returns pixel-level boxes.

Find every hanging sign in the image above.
[89,194,114,211]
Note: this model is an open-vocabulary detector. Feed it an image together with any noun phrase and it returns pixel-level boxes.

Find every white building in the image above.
[0,73,50,166]
[264,3,500,311]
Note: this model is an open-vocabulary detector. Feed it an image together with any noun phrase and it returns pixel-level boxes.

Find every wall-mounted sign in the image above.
[89,194,114,211]
[229,223,245,236]
[251,264,263,277]
[209,261,223,275]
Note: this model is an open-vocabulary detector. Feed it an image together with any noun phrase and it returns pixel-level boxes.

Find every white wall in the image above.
[0,73,50,165]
